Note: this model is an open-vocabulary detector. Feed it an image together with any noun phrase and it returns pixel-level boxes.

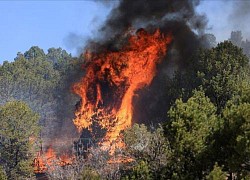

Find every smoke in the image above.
[228,1,250,39]
[63,33,88,56]
[78,0,208,126]
[85,0,208,67]
[198,1,250,42]
[29,0,210,155]
[101,0,204,36]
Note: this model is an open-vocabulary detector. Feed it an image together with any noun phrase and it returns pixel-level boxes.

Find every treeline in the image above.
[77,40,249,180]
[0,47,81,179]
[0,31,250,179]
[45,40,250,180]
[0,47,81,138]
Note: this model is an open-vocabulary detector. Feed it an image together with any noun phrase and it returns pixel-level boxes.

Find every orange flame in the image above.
[33,147,74,173]
[73,29,172,148]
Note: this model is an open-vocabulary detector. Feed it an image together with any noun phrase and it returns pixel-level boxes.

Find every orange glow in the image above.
[107,155,134,164]
[33,147,73,173]
[73,29,172,149]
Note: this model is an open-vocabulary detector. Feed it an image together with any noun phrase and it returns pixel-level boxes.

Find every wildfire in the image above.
[33,147,73,173]
[73,29,172,148]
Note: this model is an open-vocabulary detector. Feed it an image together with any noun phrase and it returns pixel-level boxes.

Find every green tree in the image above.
[206,163,227,180]
[171,41,249,112]
[166,41,250,178]
[209,79,250,178]
[197,41,249,111]
[165,90,220,179]
[124,161,153,180]
[0,46,81,152]
[0,55,59,106]
[0,166,7,180]
[46,47,72,67]
[24,46,45,60]
[123,124,170,179]
[0,101,40,179]
[0,54,60,140]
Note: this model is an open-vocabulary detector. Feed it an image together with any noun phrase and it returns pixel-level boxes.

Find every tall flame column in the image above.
[73,29,173,145]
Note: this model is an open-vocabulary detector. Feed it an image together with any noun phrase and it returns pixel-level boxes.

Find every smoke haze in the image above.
[229,0,250,39]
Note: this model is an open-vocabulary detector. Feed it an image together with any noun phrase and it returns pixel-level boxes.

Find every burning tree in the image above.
[72,29,173,148]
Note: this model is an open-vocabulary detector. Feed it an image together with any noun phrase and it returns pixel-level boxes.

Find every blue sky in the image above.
[0,1,112,62]
[198,0,235,41]
[0,1,241,63]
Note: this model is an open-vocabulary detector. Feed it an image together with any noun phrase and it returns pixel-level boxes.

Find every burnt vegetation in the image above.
[1,0,250,179]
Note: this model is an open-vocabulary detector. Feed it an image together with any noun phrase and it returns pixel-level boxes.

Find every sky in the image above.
[0,1,246,63]
[0,1,112,63]
[197,0,233,40]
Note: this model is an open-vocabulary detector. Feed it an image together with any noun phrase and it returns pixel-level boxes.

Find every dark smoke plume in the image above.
[41,0,210,152]
[80,0,208,125]
[86,0,208,67]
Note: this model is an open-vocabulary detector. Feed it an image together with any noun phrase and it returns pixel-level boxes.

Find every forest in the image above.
[0,29,249,180]
[3,0,250,178]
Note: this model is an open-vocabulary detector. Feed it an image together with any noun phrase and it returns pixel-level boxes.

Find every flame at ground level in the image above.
[73,29,173,148]
[33,147,74,173]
